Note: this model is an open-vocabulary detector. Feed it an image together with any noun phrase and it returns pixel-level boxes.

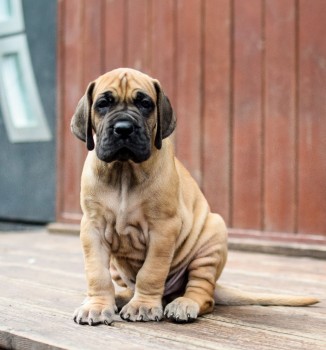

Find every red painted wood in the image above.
[232,0,263,229]
[229,228,326,245]
[55,0,326,239]
[58,0,84,222]
[202,0,231,223]
[264,0,296,232]
[175,0,203,185]
[56,0,65,222]
[125,0,151,73]
[297,0,326,234]
[151,0,175,101]
[150,0,177,150]
[103,0,126,71]
[82,0,104,83]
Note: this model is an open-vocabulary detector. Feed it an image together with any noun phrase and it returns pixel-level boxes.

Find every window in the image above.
[0,0,51,142]
[0,0,24,36]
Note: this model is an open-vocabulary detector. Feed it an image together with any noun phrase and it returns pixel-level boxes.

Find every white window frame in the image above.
[0,0,24,36]
[0,34,52,142]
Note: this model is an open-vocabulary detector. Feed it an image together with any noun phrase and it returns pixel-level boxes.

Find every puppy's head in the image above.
[71,68,176,163]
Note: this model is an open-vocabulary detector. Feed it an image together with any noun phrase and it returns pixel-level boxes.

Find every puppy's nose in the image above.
[113,120,134,138]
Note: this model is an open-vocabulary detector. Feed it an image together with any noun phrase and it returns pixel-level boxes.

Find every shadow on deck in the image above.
[0,230,325,350]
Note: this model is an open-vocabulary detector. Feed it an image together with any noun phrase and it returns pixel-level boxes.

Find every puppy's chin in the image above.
[96,147,151,164]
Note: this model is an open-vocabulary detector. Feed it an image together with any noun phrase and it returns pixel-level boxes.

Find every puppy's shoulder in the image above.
[174,157,208,208]
[174,157,199,190]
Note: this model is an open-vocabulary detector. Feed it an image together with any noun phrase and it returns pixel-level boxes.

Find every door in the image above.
[0,0,56,222]
[56,0,326,239]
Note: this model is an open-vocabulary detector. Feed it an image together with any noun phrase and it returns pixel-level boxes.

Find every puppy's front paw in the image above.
[120,298,163,322]
[73,297,117,326]
[164,297,200,323]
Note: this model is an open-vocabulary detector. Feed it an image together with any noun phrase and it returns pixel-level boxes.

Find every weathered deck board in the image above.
[0,231,325,350]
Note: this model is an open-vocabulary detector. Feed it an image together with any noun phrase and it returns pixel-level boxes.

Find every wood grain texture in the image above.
[56,0,65,223]
[126,0,151,72]
[58,0,84,223]
[232,0,263,229]
[103,0,126,71]
[175,0,203,185]
[0,231,325,350]
[202,0,231,222]
[82,0,104,84]
[297,0,326,234]
[264,0,296,232]
[151,0,176,100]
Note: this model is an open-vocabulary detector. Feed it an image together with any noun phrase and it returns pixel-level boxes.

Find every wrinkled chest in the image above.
[105,221,147,258]
[100,189,149,257]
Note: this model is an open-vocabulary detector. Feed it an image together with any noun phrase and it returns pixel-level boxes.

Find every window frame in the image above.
[0,34,52,142]
[0,0,24,36]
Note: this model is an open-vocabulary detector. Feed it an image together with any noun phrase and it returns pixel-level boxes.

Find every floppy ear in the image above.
[70,82,95,151]
[153,81,176,150]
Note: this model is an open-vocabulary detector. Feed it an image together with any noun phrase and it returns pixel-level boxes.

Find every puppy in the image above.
[71,68,318,325]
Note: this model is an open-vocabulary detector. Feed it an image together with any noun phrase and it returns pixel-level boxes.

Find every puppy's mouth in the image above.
[96,144,151,163]
[115,147,135,162]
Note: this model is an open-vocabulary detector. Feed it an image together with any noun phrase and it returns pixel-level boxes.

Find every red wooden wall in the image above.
[57,0,326,239]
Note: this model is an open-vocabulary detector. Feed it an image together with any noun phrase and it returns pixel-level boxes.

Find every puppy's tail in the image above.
[214,284,319,307]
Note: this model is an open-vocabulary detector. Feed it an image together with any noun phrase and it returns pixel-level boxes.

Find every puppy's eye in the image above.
[97,100,108,108]
[96,96,115,109]
[134,92,154,114]
[140,99,153,109]
[135,97,153,111]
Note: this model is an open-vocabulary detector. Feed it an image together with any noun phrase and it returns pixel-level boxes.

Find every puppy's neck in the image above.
[104,161,147,190]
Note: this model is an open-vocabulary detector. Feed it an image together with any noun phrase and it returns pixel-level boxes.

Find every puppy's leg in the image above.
[119,219,180,322]
[165,213,227,322]
[110,262,134,310]
[73,217,117,326]
[115,288,134,310]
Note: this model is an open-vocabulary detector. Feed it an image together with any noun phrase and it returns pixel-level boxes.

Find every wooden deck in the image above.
[0,230,325,350]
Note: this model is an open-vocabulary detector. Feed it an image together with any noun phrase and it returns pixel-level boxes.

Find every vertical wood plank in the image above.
[232,0,263,229]
[103,0,126,71]
[151,0,175,100]
[202,0,231,222]
[175,0,203,184]
[79,0,105,205]
[59,0,84,221]
[126,0,151,73]
[264,0,296,232]
[298,0,326,234]
[83,0,104,83]
[56,0,65,222]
